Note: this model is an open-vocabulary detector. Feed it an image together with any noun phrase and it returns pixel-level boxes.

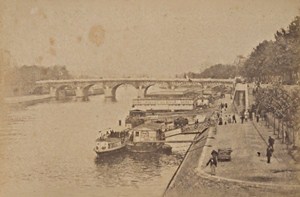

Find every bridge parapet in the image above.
[36,78,235,85]
[36,78,235,101]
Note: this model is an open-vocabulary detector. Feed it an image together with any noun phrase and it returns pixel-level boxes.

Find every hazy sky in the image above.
[1,0,299,77]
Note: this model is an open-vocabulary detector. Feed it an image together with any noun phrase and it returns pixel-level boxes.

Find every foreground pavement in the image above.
[165,96,300,197]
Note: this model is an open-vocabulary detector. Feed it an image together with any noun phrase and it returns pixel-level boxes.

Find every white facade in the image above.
[132,128,158,142]
[132,98,196,111]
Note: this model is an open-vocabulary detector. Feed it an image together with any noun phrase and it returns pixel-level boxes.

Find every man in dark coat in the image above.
[211,149,218,159]
[232,114,237,123]
[206,156,218,175]
[266,145,273,163]
[240,114,245,124]
[268,136,275,149]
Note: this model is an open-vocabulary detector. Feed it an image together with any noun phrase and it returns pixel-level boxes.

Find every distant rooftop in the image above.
[147,88,202,96]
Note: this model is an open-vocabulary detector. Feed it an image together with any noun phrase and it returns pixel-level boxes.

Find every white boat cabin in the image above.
[131,124,163,143]
[95,126,129,152]
[95,138,123,151]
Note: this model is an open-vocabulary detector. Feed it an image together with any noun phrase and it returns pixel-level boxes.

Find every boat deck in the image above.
[96,137,122,143]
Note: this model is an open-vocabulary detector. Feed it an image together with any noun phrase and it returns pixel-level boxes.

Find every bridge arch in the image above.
[104,82,154,101]
[144,84,155,96]
[55,84,75,100]
[81,84,95,101]
[110,83,140,101]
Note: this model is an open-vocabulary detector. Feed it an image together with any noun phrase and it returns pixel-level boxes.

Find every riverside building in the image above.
[132,89,211,112]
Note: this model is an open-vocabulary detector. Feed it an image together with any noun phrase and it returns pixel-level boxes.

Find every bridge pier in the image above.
[104,87,116,101]
[75,87,89,101]
[49,87,56,98]
[137,86,146,98]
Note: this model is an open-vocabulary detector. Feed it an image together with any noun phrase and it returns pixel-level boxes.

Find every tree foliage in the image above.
[187,64,239,79]
[241,16,300,84]
[255,85,300,131]
[4,65,72,96]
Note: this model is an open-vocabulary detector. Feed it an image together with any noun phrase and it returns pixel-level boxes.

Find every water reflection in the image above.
[0,88,188,197]
[94,151,185,187]
[94,153,127,165]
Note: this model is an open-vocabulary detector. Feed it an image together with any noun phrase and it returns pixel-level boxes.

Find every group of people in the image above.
[216,102,240,126]
[217,113,237,125]
[220,102,228,110]
[240,108,268,124]
[217,104,266,125]
[98,129,128,140]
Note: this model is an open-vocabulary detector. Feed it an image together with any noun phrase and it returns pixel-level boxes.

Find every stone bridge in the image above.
[36,78,235,101]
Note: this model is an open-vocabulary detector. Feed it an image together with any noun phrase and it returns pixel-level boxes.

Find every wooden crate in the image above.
[217,148,232,161]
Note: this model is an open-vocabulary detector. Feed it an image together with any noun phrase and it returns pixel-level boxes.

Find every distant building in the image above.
[132,89,210,112]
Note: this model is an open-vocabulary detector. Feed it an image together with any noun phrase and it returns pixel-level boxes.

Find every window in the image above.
[135,131,139,137]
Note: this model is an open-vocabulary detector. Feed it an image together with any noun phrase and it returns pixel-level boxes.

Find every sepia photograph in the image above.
[0,0,300,196]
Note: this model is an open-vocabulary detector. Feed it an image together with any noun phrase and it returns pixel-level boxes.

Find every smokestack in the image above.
[119,120,122,126]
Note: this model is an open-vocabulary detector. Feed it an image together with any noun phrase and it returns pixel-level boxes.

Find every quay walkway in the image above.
[164,95,300,197]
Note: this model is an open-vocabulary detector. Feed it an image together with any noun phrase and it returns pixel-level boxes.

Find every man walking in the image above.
[266,145,273,164]
[268,136,275,149]
[240,114,245,124]
[256,114,260,122]
[206,155,218,175]
[232,114,237,123]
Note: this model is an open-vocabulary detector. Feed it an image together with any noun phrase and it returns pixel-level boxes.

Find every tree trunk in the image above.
[273,115,276,135]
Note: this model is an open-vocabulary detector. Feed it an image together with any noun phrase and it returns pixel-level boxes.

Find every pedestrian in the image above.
[218,117,223,125]
[256,114,260,122]
[249,110,253,121]
[194,119,199,128]
[225,103,228,109]
[244,111,249,122]
[227,115,232,124]
[266,145,273,163]
[206,156,218,175]
[268,136,275,149]
[232,114,237,123]
[252,112,255,121]
[211,149,218,159]
[261,111,265,121]
[240,114,245,124]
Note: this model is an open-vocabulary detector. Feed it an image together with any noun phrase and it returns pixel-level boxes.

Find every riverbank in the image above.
[4,94,53,107]
[164,95,300,197]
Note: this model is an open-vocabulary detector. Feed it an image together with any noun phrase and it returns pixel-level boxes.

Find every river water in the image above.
[0,87,192,197]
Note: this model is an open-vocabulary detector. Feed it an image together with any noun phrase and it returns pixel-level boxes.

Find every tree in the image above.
[241,16,300,84]
[3,65,72,96]
[193,64,238,79]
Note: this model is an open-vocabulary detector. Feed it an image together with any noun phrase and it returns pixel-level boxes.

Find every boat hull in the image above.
[94,144,126,156]
[126,142,164,153]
